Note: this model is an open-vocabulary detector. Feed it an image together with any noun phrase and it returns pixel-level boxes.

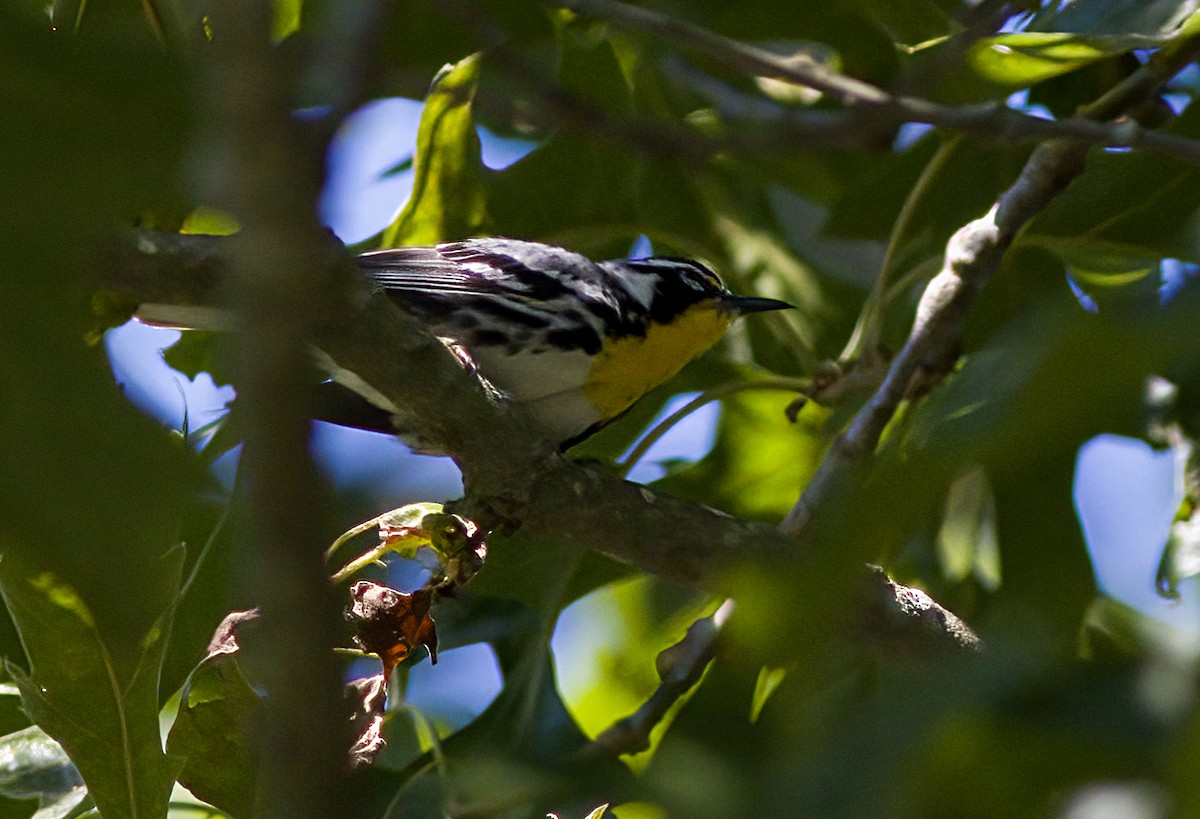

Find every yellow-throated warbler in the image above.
[140,238,791,452]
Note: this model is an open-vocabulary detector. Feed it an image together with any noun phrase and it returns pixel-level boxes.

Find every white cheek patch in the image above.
[619,270,659,307]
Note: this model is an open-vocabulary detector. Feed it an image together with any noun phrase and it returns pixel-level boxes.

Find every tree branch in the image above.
[186,2,352,814]
[97,225,988,666]
[781,16,1200,537]
[96,229,799,588]
[583,600,733,759]
[552,0,1200,166]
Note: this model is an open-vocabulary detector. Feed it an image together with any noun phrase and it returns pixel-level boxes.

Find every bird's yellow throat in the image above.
[582,303,732,420]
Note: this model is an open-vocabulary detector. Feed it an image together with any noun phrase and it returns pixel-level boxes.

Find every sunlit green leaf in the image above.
[269,0,301,40]
[910,30,1155,102]
[1069,265,1155,287]
[181,207,240,237]
[749,666,787,723]
[657,390,826,523]
[968,33,1153,86]
[382,55,489,246]
[555,578,715,767]
[936,465,1001,590]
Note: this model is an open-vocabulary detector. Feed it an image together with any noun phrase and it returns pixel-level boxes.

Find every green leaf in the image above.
[0,550,186,819]
[749,667,788,724]
[166,651,263,817]
[161,332,234,387]
[1025,115,1200,268]
[656,389,825,523]
[180,206,240,237]
[1027,0,1200,37]
[382,55,489,246]
[480,16,648,251]
[966,33,1153,87]
[911,31,1155,102]
[269,0,301,40]
[554,577,714,762]
[936,466,1001,591]
[0,726,87,818]
[0,3,189,629]
[1068,266,1156,288]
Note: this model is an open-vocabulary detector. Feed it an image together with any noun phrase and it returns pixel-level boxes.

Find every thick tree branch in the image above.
[97,227,985,665]
[96,229,799,588]
[189,3,351,814]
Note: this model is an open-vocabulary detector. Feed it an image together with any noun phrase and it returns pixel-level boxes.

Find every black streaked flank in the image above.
[463,297,554,330]
[544,325,603,355]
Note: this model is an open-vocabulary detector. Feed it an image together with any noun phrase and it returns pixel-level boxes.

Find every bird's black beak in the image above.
[726,294,794,315]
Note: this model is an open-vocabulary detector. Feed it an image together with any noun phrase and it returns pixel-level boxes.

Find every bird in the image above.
[138,237,792,453]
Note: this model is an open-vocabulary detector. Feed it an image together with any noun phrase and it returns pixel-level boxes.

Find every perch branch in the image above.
[96,228,799,588]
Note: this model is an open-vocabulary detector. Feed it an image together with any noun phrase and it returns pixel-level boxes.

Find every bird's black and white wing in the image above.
[353,239,611,441]
[356,238,620,354]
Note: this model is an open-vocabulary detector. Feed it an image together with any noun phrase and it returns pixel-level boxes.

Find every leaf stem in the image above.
[840,134,963,363]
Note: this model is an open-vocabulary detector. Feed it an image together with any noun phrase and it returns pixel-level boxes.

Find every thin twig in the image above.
[583,600,734,759]
[617,379,808,479]
[840,135,964,363]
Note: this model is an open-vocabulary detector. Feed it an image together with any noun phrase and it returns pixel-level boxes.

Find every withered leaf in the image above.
[346,581,437,682]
